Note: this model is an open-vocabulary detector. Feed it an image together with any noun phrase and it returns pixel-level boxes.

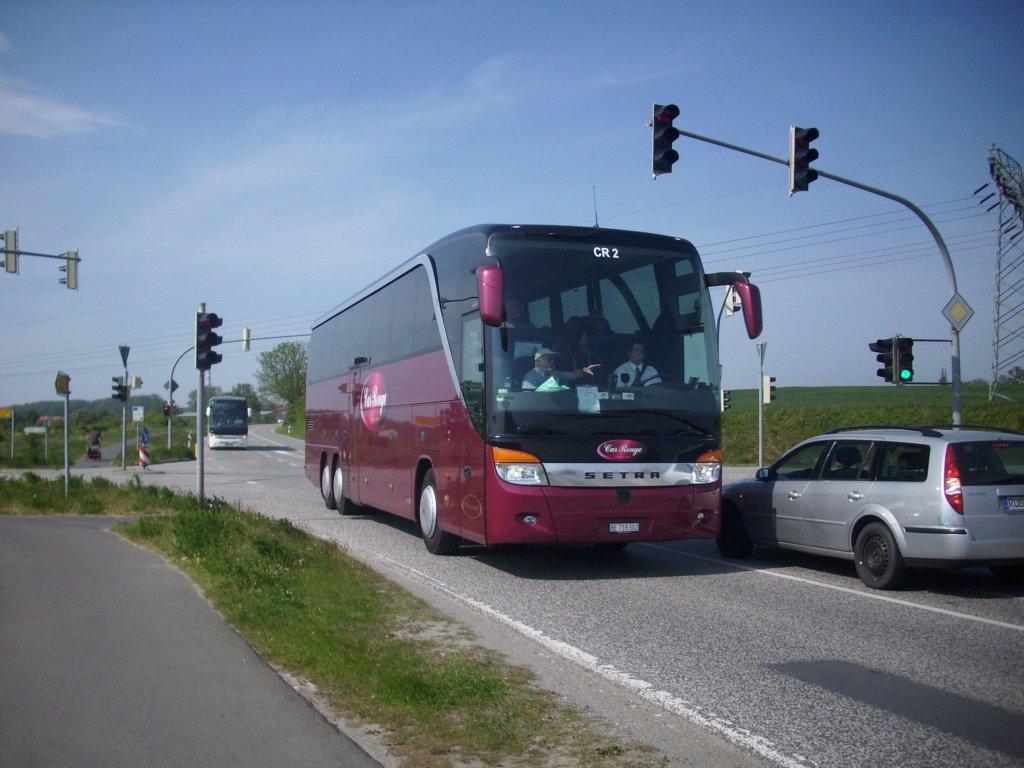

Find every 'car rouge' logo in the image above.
[597,439,647,461]
[360,372,388,430]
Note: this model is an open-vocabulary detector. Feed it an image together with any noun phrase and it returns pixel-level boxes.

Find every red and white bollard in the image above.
[138,445,151,469]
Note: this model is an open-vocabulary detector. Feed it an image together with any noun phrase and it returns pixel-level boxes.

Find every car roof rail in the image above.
[923,424,1024,435]
[825,425,944,438]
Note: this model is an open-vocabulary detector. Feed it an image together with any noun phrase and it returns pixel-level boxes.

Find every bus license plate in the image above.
[1004,496,1024,512]
[609,522,640,533]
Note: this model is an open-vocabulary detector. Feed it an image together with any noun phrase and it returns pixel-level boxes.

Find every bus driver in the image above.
[612,341,662,388]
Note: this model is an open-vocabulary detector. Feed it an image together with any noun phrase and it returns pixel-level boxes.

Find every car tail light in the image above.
[943,444,963,515]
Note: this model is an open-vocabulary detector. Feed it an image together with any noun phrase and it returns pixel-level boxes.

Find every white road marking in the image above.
[649,544,1024,633]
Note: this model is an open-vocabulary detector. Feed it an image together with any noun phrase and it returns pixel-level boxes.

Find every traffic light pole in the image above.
[167,346,193,451]
[674,128,964,425]
[757,342,766,467]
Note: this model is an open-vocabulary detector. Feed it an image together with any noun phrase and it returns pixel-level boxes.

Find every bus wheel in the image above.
[333,462,355,515]
[321,461,337,510]
[418,470,460,555]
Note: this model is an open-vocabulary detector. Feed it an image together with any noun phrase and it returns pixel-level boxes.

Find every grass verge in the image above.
[3,474,667,768]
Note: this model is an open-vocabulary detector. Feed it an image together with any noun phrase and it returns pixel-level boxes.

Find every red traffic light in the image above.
[196,311,225,371]
[198,312,223,330]
[654,103,680,125]
[652,103,681,178]
[789,126,820,194]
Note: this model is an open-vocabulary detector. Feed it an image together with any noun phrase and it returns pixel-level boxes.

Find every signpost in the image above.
[119,345,130,470]
[55,371,70,497]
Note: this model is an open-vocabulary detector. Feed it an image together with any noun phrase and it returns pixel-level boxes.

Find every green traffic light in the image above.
[900,368,913,381]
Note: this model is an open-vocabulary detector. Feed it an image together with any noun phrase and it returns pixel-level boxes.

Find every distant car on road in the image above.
[718,426,1024,588]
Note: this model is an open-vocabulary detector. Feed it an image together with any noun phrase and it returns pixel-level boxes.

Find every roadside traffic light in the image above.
[720,389,732,412]
[195,311,224,371]
[111,377,127,402]
[870,337,896,383]
[59,250,79,290]
[896,336,914,383]
[762,375,777,405]
[163,403,171,418]
[652,104,680,178]
[789,126,819,194]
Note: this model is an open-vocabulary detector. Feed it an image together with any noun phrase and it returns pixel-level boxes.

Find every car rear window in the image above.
[952,440,1024,486]
[876,442,930,482]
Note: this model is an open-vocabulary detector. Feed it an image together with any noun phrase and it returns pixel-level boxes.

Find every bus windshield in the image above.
[209,397,249,435]
[483,232,721,439]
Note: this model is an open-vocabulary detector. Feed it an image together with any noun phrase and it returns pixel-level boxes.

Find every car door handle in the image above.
[848,491,864,501]
[788,491,802,500]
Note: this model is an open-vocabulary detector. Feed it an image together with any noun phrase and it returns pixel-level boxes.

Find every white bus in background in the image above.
[206,396,250,449]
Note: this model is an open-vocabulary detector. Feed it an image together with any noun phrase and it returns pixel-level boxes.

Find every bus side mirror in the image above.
[476,266,505,327]
[733,281,763,339]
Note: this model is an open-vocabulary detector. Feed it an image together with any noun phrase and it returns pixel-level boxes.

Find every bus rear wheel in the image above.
[332,461,356,515]
[418,470,460,555]
[321,461,337,510]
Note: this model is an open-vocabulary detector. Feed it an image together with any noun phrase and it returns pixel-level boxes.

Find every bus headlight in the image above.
[692,448,722,485]
[493,447,548,486]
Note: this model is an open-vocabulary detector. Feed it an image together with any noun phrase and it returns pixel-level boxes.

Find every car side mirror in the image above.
[755,467,771,481]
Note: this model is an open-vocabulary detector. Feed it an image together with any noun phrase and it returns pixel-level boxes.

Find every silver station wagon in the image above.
[718,426,1024,588]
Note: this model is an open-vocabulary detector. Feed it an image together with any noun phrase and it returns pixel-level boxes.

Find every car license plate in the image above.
[1004,496,1024,512]
[609,522,640,533]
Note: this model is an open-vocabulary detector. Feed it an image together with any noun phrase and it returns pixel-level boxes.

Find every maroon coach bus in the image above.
[305,224,762,554]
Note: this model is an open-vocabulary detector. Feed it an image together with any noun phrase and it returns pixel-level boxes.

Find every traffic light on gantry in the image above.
[789,126,819,194]
[59,250,79,290]
[870,337,896,383]
[112,377,128,402]
[3,229,18,274]
[195,312,224,371]
[652,104,680,178]
[896,336,914,383]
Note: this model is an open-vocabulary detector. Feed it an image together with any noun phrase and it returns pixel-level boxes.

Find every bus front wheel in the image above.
[418,470,460,555]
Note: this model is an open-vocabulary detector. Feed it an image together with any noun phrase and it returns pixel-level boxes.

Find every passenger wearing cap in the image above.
[521,347,601,391]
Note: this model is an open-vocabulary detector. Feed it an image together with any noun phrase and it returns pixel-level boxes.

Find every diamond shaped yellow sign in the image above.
[942,293,974,332]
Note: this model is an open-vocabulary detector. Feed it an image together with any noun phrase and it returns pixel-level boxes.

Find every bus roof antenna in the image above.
[592,186,600,228]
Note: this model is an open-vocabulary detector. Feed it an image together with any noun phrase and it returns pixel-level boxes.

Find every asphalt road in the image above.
[15,424,1024,768]
[0,513,382,768]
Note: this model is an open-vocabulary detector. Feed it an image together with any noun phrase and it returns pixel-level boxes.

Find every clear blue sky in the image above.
[2,0,1022,406]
